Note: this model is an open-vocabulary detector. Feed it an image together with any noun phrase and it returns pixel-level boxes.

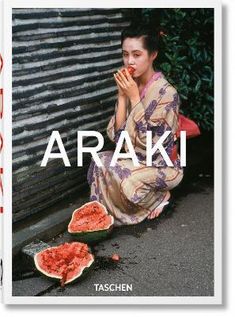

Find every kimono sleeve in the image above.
[124,85,180,159]
[106,101,127,144]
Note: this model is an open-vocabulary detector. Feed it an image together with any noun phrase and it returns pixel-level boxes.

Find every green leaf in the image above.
[151,8,214,131]
[195,79,202,92]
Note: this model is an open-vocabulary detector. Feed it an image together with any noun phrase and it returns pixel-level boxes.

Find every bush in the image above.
[127,8,214,131]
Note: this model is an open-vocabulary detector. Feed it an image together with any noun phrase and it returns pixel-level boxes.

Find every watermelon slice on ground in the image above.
[68,201,114,244]
[34,242,94,286]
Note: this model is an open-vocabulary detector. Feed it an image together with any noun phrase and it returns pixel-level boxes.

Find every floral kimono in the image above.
[87,71,183,226]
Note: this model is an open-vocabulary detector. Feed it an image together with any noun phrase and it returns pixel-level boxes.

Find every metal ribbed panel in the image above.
[12,8,129,222]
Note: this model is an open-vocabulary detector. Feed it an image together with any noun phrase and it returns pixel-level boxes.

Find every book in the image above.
[0,0,222,305]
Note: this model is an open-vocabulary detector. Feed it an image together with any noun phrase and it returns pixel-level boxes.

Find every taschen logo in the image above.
[94,283,133,292]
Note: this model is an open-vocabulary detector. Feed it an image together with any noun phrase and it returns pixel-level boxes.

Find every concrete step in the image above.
[13,193,89,257]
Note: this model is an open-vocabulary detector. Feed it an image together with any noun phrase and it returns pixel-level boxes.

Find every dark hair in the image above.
[121,22,165,54]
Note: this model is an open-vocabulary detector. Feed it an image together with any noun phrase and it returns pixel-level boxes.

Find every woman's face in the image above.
[122,37,157,78]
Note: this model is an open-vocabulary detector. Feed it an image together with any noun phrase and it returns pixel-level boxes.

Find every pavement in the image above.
[12,172,214,297]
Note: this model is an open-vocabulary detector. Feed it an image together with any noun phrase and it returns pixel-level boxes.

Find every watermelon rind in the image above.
[68,201,114,244]
[34,244,94,285]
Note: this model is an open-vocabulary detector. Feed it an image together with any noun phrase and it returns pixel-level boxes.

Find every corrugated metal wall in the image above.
[12,8,129,223]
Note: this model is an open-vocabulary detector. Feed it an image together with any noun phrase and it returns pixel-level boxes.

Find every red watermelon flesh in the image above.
[34,242,94,285]
[121,66,135,77]
[68,201,113,233]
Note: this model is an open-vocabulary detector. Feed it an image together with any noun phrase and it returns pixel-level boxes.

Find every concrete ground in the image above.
[12,174,214,297]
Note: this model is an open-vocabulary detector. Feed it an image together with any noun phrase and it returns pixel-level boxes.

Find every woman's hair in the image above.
[121,22,165,54]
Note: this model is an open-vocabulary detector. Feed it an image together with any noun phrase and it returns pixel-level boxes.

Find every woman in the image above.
[87,22,183,226]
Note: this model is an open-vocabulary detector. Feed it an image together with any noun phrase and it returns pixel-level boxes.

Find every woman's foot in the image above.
[147,191,171,220]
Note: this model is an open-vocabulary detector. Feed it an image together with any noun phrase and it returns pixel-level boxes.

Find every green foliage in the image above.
[143,8,214,131]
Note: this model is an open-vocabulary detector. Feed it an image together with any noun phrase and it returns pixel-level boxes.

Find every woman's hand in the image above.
[113,72,125,98]
[114,69,140,107]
